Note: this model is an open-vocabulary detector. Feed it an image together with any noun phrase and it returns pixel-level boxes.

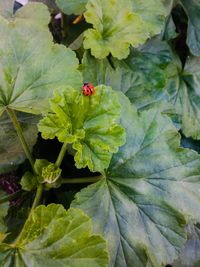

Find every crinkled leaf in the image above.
[0,113,38,174]
[72,95,200,267]
[38,86,126,173]
[56,0,88,15]
[0,204,108,266]
[0,190,9,233]
[173,224,200,267]
[180,0,200,56]
[0,3,82,116]
[83,0,148,59]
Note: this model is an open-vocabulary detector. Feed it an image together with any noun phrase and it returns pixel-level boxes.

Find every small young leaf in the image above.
[20,171,37,191]
[0,204,109,266]
[38,86,126,173]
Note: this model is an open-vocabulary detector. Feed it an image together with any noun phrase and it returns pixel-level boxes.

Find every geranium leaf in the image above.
[83,0,148,59]
[0,204,109,266]
[0,0,15,18]
[0,113,38,174]
[180,0,200,56]
[81,38,172,110]
[0,190,9,233]
[0,2,82,116]
[56,0,88,15]
[38,86,126,173]
[72,95,200,267]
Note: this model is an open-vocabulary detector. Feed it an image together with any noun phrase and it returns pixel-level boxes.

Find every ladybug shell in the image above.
[82,83,95,96]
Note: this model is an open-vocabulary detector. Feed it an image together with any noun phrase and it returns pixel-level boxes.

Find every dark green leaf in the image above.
[72,95,200,267]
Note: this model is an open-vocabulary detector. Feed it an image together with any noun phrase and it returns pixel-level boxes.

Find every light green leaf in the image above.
[0,3,82,116]
[0,113,38,174]
[72,95,200,267]
[20,171,38,191]
[38,86,126,173]
[83,0,148,59]
[0,190,9,233]
[56,0,88,15]
[180,0,200,56]
[0,204,108,266]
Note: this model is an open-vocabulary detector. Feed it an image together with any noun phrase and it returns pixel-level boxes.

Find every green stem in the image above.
[30,184,43,212]
[55,141,68,168]
[0,190,22,205]
[60,175,102,184]
[6,108,35,171]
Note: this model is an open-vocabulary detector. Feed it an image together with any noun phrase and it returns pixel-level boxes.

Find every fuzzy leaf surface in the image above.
[0,113,38,174]
[0,204,108,266]
[0,3,82,116]
[72,96,200,267]
[38,86,125,173]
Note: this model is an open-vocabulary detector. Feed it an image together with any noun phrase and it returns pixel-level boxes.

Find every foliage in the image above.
[0,0,200,266]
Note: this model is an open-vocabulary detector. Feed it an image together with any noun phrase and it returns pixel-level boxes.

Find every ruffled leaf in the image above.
[72,95,200,267]
[0,204,108,266]
[38,86,126,173]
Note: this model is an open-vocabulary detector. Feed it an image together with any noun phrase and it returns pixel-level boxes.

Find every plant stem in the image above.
[0,190,22,204]
[30,184,43,212]
[60,175,103,184]
[6,108,35,171]
[55,141,68,168]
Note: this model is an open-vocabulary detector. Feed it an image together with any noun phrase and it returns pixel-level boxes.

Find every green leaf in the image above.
[0,190,9,233]
[0,204,109,266]
[180,0,200,56]
[130,0,169,36]
[166,56,200,139]
[0,113,38,174]
[72,95,200,267]
[83,0,148,59]
[38,86,126,173]
[56,0,88,15]
[0,3,82,116]
[20,171,37,191]
[81,38,172,110]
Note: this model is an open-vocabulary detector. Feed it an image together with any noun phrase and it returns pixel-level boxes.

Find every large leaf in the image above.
[38,86,126,173]
[0,2,82,116]
[180,0,200,56]
[0,190,9,233]
[72,95,200,267]
[0,112,38,174]
[56,0,88,15]
[0,0,14,18]
[0,204,108,266]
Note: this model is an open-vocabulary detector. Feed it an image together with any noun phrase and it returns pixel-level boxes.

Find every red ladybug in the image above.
[82,83,95,96]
